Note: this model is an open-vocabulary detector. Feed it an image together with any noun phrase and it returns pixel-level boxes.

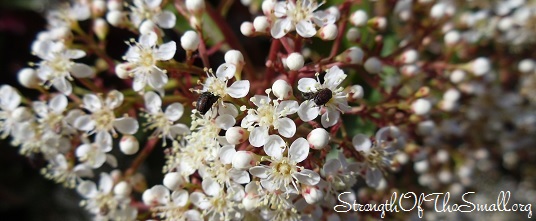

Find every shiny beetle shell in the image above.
[313,88,333,106]
[196,92,220,114]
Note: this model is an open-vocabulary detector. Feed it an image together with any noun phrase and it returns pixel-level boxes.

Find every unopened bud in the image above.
[350,10,368,27]
[449,69,466,83]
[471,57,491,76]
[232,151,256,170]
[411,98,432,116]
[346,27,360,42]
[107,0,123,11]
[180,30,200,51]
[253,16,270,33]
[518,59,535,74]
[18,68,39,89]
[106,10,125,27]
[186,0,205,15]
[368,17,387,30]
[262,0,276,16]
[240,22,255,36]
[93,18,109,40]
[444,30,460,45]
[225,50,245,75]
[341,46,364,64]
[302,185,324,204]
[307,128,330,149]
[401,64,419,77]
[272,79,293,100]
[225,126,249,145]
[163,172,184,190]
[120,135,139,155]
[91,0,106,17]
[326,6,341,20]
[286,52,304,71]
[114,181,132,196]
[139,20,157,35]
[320,23,338,40]
[346,84,364,99]
[400,49,418,64]
[364,57,382,74]
[115,63,131,79]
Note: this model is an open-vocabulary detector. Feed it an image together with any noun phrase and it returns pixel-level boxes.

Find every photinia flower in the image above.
[0,85,32,138]
[144,91,190,146]
[33,94,76,136]
[271,0,336,39]
[241,93,298,147]
[77,173,130,220]
[195,63,250,108]
[122,31,176,92]
[249,137,320,193]
[190,178,244,220]
[32,40,95,95]
[199,145,251,187]
[129,0,177,30]
[142,185,201,221]
[297,65,350,128]
[75,132,116,169]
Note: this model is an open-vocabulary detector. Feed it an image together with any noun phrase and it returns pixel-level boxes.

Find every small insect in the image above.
[196,92,220,114]
[302,88,333,106]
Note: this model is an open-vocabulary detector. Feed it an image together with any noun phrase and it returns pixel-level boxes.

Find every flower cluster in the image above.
[2,0,536,220]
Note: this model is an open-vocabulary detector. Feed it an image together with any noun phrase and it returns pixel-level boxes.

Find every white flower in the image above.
[123,31,176,92]
[33,94,76,136]
[196,63,250,102]
[142,185,201,221]
[190,178,244,220]
[297,66,350,128]
[241,94,298,147]
[46,2,90,29]
[321,152,359,192]
[77,173,129,219]
[33,40,95,95]
[75,132,116,169]
[271,0,336,38]
[73,90,139,141]
[0,85,30,138]
[199,145,251,187]
[41,154,93,188]
[144,91,190,145]
[249,137,320,193]
[129,0,176,29]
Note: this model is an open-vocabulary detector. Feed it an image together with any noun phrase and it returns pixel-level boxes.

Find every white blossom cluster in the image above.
[2,0,536,220]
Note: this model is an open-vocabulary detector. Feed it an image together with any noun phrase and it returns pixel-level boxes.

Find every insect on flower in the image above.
[302,88,333,106]
[195,92,220,115]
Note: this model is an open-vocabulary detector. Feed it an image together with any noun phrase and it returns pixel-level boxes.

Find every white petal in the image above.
[52,78,72,95]
[148,69,168,89]
[171,189,189,207]
[296,20,317,38]
[321,107,340,128]
[289,137,309,163]
[139,31,157,48]
[0,86,21,110]
[32,101,48,117]
[155,41,176,60]
[263,135,285,159]
[276,100,299,115]
[230,169,250,184]
[251,95,271,107]
[297,100,320,122]
[144,91,162,114]
[366,168,383,188]
[49,94,67,113]
[132,74,147,91]
[324,66,347,89]
[352,134,372,152]
[77,180,98,198]
[106,154,118,167]
[74,115,95,131]
[169,124,190,137]
[216,63,236,79]
[249,166,270,179]
[295,169,320,185]
[297,78,318,93]
[92,152,107,168]
[75,144,91,158]
[150,185,171,205]
[323,158,342,174]
[95,131,112,149]
[227,80,250,98]
[70,63,95,78]
[113,117,139,134]
[249,126,269,147]
[155,11,176,29]
[99,173,114,194]
[144,0,162,8]
[271,18,292,39]
[83,94,102,112]
[165,103,184,121]
[190,192,211,210]
[276,117,295,138]
[219,145,236,165]
[202,178,221,196]
[218,102,238,117]
[64,49,86,59]
[105,90,124,109]
[215,114,236,130]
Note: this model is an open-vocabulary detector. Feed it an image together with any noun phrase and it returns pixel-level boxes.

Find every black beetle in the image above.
[196,92,220,114]
[302,88,333,106]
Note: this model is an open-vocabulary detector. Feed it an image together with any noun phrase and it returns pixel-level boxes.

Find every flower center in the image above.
[46,55,73,78]
[139,48,156,68]
[273,158,294,176]
[92,109,115,132]
[208,78,227,97]
[257,102,276,127]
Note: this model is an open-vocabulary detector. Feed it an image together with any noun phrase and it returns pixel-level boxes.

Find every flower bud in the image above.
[326,6,340,20]
[518,59,535,73]
[350,10,368,27]
[225,50,245,75]
[302,185,324,204]
[186,0,205,15]
[232,151,256,170]
[443,88,461,102]
[319,23,337,40]
[286,52,304,71]
[240,22,255,36]
[430,2,448,19]
[17,68,39,89]
[115,63,131,79]
[253,16,270,33]
[262,0,276,16]
[106,10,125,27]
[341,46,364,64]
[307,128,330,149]
[449,69,466,83]
[411,98,432,116]
[225,126,248,145]
[498,17,514,31]
[107,0,123,11]
[93,18,109,40]
[91,0,106,17]
[272,79,292,100]
[114,181,132,196]
[444,30,460,45]
[414,160,429,173]
[180,30,200,51]
[401,64,419,77]
[364,57,382,74]
[471,57,491,76]
[440,99,457,112]
[139,20,157,35]
[120,135,139,155]
[163,172,184,190]
[400,49,418,64]
[346,84,364,99]
[346,27,360,42]
[368,17,387,30]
